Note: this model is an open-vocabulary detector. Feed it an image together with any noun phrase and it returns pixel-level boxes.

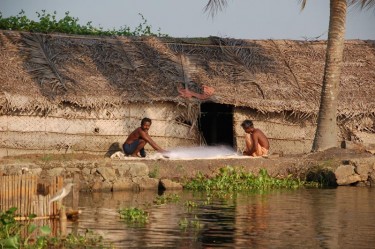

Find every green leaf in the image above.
[40,225,51,235]
[28,213,37,219]
[0,236,20,249]
[6,207,17,215]
[28,224,37,233]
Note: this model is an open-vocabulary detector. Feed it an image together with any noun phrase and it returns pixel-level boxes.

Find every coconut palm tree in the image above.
[204,0,374,152]
[310,0,348,151]
[302,0,374,151]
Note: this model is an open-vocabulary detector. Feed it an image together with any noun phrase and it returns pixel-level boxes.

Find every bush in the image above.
[0,10,167,37]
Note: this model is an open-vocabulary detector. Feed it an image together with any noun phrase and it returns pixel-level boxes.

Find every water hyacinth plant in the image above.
[184,166,305,192]
[118,207,149,224]
[178,216,204,231]
[153,193,180,205]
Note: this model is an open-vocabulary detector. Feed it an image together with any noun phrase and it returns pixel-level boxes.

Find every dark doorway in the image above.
[199,103,234,146]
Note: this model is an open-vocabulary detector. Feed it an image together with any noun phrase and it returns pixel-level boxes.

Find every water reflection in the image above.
[63,188,375,248]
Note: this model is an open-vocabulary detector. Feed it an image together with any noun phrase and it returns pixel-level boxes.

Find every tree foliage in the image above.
[0,10,168,37]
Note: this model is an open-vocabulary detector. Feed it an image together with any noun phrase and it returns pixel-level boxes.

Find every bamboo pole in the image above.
[6,176,9,211]
[5,176,8,210]
[14,175,17,213]
[49,178,55,217]
[9,176,12,211]
[0,176,3,210]
[22,175,26,216]
[10,176,13,212]
[42,183,45,217]
[23,175,26,216]
[52,179,55,216]
[15,175,18,211]
[59,205,67,237]
[72,174,80,210]
[1,176,3,210]
[2,176,5,210]
[3,176,6,210]
[26,175,30,216]
[46,183,50,217]
[16,176,19,215]
[51,179,55,216]
[1,177,3,210]
[31,176,35,216]
[47,182,51,217]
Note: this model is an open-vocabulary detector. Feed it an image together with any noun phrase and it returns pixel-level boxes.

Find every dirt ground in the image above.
[1,147,371,162]
[1,147,373,180]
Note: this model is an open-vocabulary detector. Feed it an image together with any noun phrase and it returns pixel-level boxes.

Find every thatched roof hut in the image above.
[0,31,374,157]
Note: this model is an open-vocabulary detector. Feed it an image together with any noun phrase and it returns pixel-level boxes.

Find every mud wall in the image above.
[234,108,317,155]
[0,103,200,157]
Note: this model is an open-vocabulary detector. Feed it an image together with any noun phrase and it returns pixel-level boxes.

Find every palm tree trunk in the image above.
[312,0,347,151]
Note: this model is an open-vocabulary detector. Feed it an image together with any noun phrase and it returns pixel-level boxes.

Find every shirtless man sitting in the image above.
[123,117,167,157]
[241,119,270,157]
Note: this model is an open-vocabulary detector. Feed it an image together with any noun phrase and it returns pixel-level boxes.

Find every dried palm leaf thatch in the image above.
[210,36,265,98]
[0,32,21,52]
[175,101,201,132]
[21,33,75,97]
[91,37,144,73]
[1,32,374,120]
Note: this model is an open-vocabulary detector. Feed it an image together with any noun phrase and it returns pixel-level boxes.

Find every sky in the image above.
[1,0,374,40]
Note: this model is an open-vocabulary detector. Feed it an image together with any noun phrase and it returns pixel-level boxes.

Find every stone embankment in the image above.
[0,148,374,192]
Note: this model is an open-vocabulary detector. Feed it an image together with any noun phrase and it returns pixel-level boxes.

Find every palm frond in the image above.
[22,33,68,93]
[107,38,138,70]
[203,0,228,17]
[210,37,265,98]
[348,0,375,10]
[299,0,308,11]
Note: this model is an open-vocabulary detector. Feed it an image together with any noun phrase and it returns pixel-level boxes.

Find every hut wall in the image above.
[0,103,200,157]
[234,108,317,155]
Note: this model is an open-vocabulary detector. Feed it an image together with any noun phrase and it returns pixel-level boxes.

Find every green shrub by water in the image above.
[0,10,167,37]
[184,166,306,192]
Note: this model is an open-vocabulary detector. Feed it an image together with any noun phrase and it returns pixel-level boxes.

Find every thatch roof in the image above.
[0,31,374,118]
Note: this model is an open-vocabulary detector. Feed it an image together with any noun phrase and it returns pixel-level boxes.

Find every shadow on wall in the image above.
[105,142,123,157]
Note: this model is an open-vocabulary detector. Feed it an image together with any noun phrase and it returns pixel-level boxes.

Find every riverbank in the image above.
[0,148,374,192]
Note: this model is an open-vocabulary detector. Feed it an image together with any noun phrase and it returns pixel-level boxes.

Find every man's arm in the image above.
[139,129,165,152]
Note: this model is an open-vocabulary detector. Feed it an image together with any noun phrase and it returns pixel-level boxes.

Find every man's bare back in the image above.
[252,128,269,150]
[241,120,270,157]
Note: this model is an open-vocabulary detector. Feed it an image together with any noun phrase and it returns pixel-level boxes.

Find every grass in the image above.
[148,165,160,178]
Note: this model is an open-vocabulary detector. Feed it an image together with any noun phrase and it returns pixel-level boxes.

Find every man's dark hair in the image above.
[241,120,254,129]
[141,117,152,125]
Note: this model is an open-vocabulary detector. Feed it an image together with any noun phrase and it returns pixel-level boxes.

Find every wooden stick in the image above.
[15,216,51,221]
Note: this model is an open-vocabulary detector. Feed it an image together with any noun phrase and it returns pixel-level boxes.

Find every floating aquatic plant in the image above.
[184,166,306,193]
[118,207,148,224]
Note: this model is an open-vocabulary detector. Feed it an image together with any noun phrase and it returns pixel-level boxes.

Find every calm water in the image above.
[64,187,375,249]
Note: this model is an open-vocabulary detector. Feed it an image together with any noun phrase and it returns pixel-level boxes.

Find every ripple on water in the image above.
[64,188,375,248]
